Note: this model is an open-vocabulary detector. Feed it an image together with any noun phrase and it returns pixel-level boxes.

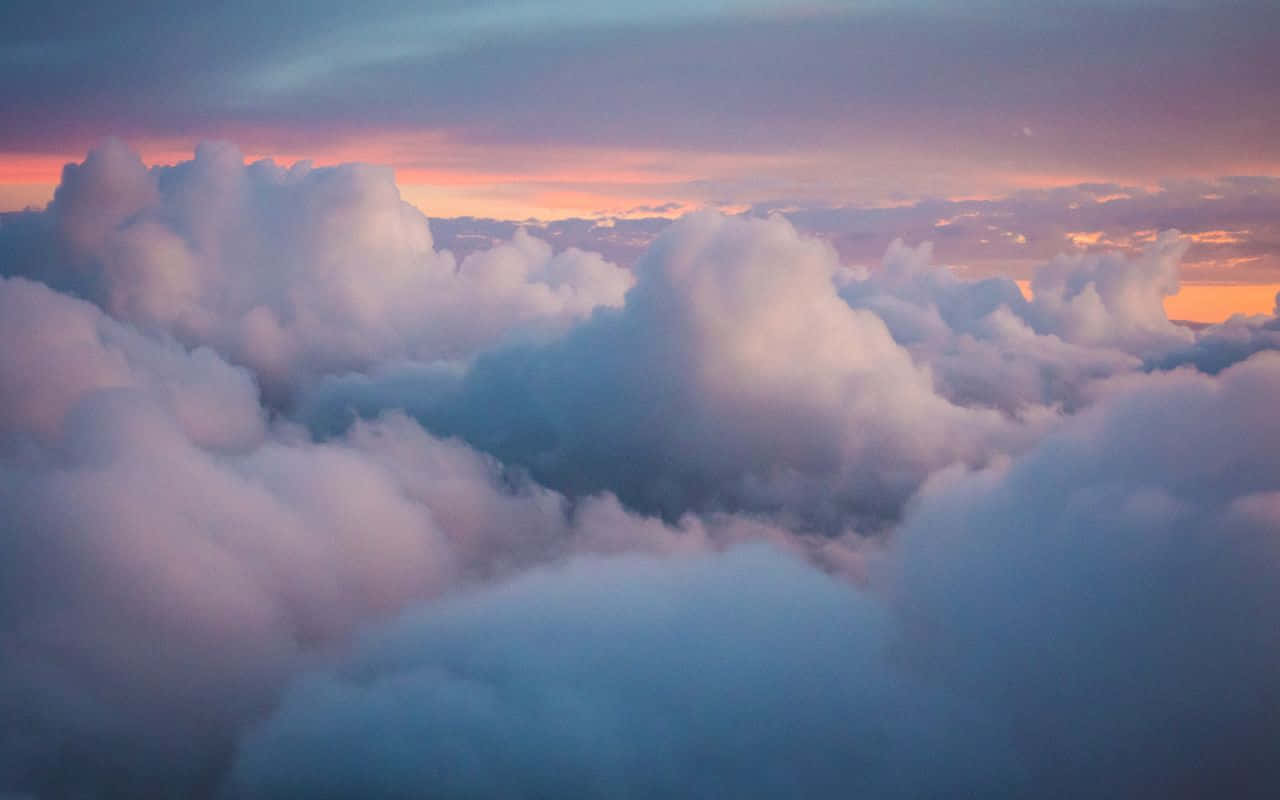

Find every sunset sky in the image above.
[4,4,1280,798]
[4,0,1279,319]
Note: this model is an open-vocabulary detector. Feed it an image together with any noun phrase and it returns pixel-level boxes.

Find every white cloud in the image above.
[2,140,633,400]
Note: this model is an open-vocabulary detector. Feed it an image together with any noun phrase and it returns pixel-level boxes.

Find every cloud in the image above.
[0,273,578,794]
[0,140,633,400]
[306,217,1206,523]
[226,547,1007,799]
[4,141,1280,798]
[1024,230,1192,353]
[0,275,263,448]
[307,211,1025,529]
[838,237,1147,412]
[1147,292,1280,374]
[0,264,836,796]
[233,352,1280,799]
[885,351,1280,796]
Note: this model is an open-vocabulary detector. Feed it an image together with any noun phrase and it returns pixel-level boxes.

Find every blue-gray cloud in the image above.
[233,352,1280,798]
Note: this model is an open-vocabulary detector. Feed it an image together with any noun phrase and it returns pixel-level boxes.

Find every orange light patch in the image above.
[1186,229,1249,245]
[1164,283,1280,323]
[0,183,54,211]
[1065,230,1107,247]
[1017,280,1280,324]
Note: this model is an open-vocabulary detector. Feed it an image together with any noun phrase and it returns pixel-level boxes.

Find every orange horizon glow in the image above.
[0,136,755,220]
[3,143,1279,323]
[5,136,1280,220]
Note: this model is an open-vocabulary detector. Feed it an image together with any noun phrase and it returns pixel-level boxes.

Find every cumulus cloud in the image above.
[226,548,1006,799]
[0,266,824,796]
[3,142,1280,799]
[0,275,263,448]
[0,140,632,400]
[307,216,1206,524]
[307,211,1027,529]
[1024,230,1192,354]
[837,234,1194,411]
[232,353,1280,799]
[886,352,1280,797]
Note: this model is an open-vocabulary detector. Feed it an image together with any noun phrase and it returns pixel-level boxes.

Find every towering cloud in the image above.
[307,212,1028,529]
[306,215,1207,525]
[0,140,633,400]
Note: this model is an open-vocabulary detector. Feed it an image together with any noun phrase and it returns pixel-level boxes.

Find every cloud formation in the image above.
[0,274,751,795]
[306,215,1204,523]
[0,140,632,400]
[2,143,1280,798]
[233,353,1280,798]
[236,352,1280,798]
[308,212,1028,529]
[227,548,1003,799]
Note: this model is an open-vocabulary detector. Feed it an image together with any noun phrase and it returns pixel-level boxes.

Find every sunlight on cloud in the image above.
[3,141,1280,799]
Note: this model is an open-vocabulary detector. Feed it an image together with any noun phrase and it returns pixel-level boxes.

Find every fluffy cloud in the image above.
[0,268,825,797]
[0,275,562,794]
[226,548,1005,799]
[308,212,1025,529]
[0,140,632,400]
[4,142,1280,799]
[232,353,1280,799]
[837,234,1194,411]
[0,275,263,448]
[1023,230,1192,354]
[886,352,1280,796]
[309,216,1206,525]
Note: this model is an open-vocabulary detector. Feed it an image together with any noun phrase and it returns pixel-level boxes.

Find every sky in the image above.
[3,0,1280,319]
[3,3,1280,798]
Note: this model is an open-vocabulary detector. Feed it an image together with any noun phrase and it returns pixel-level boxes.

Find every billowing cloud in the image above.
[0,265,822,796]
[0,280,679,794]
[307,211,1028,529]
[231,353,1280,799]
[2,143,1280,798]
[886,351,1280,796]
[234,352,1280,799]
[226,547,1006,799]
[0,140,633,400]
[306,215,1208,524]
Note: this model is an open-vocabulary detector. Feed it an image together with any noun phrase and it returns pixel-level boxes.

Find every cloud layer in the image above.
[1,143,1280,798]
[236,354,1280,797]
